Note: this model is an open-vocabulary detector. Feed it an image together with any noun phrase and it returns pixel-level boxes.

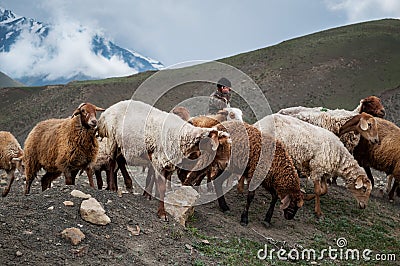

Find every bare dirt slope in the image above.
[0,168,399,266]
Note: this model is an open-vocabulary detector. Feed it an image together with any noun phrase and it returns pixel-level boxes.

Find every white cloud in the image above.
[0,18,135,81]
[325,0,400,21]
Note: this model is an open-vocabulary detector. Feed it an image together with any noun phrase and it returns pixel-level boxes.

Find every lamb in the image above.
[0,131,24,197]
[183,120,304,226]
[23,102,105,194]
[353,117,400,201]
[255,114,372,217]
[97,100,229,220]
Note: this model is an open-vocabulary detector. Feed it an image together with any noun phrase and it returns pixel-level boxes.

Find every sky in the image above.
[1,0,400,80]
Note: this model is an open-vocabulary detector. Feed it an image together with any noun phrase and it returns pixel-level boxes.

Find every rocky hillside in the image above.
[1,19,400,144]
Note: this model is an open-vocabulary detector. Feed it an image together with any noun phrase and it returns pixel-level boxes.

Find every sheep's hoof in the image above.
[315,213,324,220]
[158,213,169,222]
[261,221,272,228]
[142,191,152,200]
[221,208,230,214]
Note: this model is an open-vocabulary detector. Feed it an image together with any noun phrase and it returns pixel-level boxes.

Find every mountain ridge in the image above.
[0,6,163,86]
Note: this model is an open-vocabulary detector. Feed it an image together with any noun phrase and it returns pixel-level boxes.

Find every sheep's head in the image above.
[360,96,385,118]
[280,193,304,220]
[182,129,231,185]
[339,113,379,144]
[347,175,372,209]
[224,107,243,121]
[72,103,105,129]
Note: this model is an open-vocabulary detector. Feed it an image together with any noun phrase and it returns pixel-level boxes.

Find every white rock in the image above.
[63,201,74,207]
[165,186,199,227]
[71,190,91,199]
[80,198,111,225]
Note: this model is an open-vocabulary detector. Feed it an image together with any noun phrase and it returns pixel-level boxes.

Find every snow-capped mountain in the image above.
[0,7,163,86]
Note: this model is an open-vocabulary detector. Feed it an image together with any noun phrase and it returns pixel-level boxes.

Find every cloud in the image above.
[325,0,400,21]
[0,18,136,81]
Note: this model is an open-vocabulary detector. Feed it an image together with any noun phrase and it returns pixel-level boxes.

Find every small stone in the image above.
[71,190,91,199]
[63,201,74,207]
[16,251,22,257]
[61,227,85,246]
[48,206,54,210]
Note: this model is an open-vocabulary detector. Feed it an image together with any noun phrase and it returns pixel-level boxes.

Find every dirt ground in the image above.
[0,167,399,266]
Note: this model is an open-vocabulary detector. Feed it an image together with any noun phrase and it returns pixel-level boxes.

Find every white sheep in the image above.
[254,114,372,217]
[278,105,380,154]
[0,131,24,197]
[97,100,229,220]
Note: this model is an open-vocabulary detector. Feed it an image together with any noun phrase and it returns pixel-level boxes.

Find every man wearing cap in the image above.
[208,77,232,114]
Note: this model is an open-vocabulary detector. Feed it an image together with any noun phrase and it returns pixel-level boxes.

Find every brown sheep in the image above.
[357,96,385,118]
[0,131,24,197]
[184,121,304,226]
[353,117,400,201]
[24,103,105,194]
[188,109,229,127]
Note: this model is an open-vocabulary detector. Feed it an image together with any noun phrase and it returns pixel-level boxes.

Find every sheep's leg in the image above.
[177,168,189,184]
[313,179,323,218]
[214,170,230,212]
[206,172,214,192]
[24,174,36,195]
[116,155,133,192]
[108,159,118,191]
[41,172,61,191]
[388,175,399,201]
[363,166,375,187]
[2,170,15,197]
[240,189,256,226]
[95,170,104,189]
[263,189,278,227]
[156,169,171,221]
[237,176,245,194]
[86,168,95,188]
[143,165,155,200]
[65,170,78,186]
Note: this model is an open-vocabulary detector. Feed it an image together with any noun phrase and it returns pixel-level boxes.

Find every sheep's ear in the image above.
[208,129,219,151]
[95,106,105,112]
[355,176,364,189]
[279,195,291,210]
[72,107,81,117]
[359,118,368,131]
[218,131,231,144]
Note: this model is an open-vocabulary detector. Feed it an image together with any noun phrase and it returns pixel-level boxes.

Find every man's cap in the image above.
[217,77,231,88]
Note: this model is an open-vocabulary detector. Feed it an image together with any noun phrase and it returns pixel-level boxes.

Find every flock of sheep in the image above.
[1,94,399,227]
